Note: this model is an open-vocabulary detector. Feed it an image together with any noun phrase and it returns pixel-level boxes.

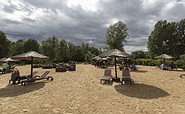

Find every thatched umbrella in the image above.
[154,54,173,63]
[0,57,18,62]
[12,51,49,78]
[0,57,18,68]
[91,56,101,61]
[99,49,130,80]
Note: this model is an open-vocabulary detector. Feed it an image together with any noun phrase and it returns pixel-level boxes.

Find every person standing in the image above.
[2,62,9,74]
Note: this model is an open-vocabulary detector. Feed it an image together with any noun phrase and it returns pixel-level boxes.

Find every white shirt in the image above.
[2,63,9,69]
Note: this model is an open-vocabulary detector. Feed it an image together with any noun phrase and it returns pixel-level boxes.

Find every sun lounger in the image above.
[56,66,67,72]
[100,69,112,84]
[121,69,134,85]
[20,71,53,86]
[9,71,38,85]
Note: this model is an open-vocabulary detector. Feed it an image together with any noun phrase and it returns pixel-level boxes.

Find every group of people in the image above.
[120,58,137,71]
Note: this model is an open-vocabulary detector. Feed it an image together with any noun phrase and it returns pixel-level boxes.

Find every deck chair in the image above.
[21,71,53,86]
[100,69,112,84]
[121,69,134,85]
[9,71,38,84]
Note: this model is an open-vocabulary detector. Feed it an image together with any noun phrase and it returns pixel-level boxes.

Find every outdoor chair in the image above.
[20,71,53,86]
[9,71,38,85]
[121,69,134,85]
[42,65,53,69]
[100,69,112,84]
[68,64,76,71]
[55,65,67,72]
[160,64,171,70]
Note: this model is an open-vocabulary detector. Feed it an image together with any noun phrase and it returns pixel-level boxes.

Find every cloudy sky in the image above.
[0,0,185,53]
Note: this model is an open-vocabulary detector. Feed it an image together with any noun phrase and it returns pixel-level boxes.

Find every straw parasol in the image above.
[0,57,18,62]
[99,49,130,81]
[0,57,18,68]
[154,54,173,63]
[91,56,101,61]
[12,51,49,78]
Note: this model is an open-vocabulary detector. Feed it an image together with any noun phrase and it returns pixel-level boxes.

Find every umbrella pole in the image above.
[8,61,11,69]
[114,56,117,78]
[31,57,33,78]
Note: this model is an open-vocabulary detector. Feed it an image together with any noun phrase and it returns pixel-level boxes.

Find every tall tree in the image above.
[11,40,25,55]
[0,31,11,58]
[40,36,59,61]
[23,39,40,52]
[174,19,185,58]
[147,20,185,58]
[105,20,128,51]
[58,39,69,62]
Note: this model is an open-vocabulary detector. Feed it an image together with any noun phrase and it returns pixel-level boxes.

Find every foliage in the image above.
[39,36,101,62]
[174,60,185,69]
[132,50,147,59]
[147,19,185,59]
[0,31,11,58]
[134,59,170,66]
[11,40,25,55]
[40,36,60,61]
[23,39,40,52]
[105,20,128,51]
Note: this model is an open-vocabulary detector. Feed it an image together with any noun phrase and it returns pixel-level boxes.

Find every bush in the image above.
[134,59,158,66]
[174,60,185,69]
[134,59,185,68]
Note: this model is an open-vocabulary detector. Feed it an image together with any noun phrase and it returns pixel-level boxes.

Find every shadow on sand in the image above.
[115,83,169,99]
[0,82,45,97]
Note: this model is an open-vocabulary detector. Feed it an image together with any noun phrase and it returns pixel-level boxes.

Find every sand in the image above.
[0,64,185,114]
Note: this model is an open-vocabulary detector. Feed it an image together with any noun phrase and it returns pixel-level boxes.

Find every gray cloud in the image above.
[0,0,185,53]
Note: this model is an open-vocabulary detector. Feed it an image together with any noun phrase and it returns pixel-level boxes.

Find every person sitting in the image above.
[130,63,137,71]
[2,62,9,74]
[160,64,171,70]
[10,69,27,85]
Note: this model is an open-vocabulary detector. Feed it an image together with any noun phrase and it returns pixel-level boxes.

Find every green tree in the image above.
[73,46,84,62]
[58,39,69,62]
[147,19,185,59]
[0,31,11,58]
[105,20,128,51]
[11,40,25,55]
[40,36,59,61]
[67,42,76,61]
[89,47,101,56]
[132,50,146,59]
[85,51,94,63]
[173,19,185,58]
[23,39,40,52]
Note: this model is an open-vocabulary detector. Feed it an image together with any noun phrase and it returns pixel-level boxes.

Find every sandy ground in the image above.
[0,64,185,114]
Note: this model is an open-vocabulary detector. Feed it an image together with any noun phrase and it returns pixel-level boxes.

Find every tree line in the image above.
[0,32,101,63]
